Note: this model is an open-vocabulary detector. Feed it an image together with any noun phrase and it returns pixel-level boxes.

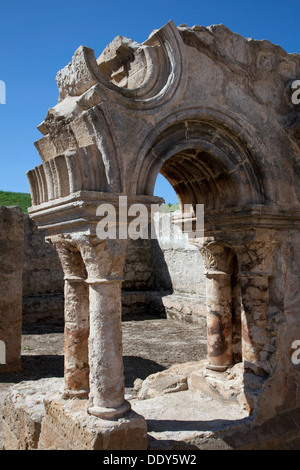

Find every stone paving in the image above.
[0,315,207,448]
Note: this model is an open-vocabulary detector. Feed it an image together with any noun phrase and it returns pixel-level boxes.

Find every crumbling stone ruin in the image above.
[2,19,300,449]
[0,207,23,373]
[22,210,207,324]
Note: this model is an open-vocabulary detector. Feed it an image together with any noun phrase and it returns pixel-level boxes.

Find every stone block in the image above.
[2,378,148,450]
[0,206,24,373]
[2,378,63,449]
[39,394,148,450]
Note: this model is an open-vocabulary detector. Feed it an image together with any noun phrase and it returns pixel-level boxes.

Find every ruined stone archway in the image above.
[135,109,273,393]
[136,112,266,208]
[142,127,269,409]
[7,20,300,449]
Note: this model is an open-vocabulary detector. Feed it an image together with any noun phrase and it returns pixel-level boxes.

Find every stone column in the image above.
[79,237,130,420]
[63,277,89,397]
[87,279,130,418]
[192,240,235,371]
[205,271,233,370]
[51,238,89,398]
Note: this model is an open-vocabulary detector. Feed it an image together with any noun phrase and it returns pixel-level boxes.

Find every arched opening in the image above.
[158,148,240,212]
[150,154,244,372]
[130,116,268,420]
[154,173,179,206]
[122,168,209,398]
[135,115,265,211]
[127,145,253,434]
[154,154,246,374]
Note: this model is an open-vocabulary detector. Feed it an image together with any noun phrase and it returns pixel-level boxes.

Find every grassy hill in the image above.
[160,203,180,213]
[0,191,179,215]
[0,190,32,213]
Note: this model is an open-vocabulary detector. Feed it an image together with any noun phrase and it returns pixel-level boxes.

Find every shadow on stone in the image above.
[123,355,166,388]
[122,312,166,322]
[0,355,64,384]
[147,435,200,450]
[22,322,64,335]
[146,417,247,433]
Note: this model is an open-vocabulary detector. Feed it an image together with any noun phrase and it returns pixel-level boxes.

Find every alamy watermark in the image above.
[0,340,6,365]
[291,80,300,105]
[291,340,300,365]
[95,197,204,241]
[0,80,6,104]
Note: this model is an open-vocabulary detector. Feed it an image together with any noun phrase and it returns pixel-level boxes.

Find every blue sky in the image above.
[0,0,299,203]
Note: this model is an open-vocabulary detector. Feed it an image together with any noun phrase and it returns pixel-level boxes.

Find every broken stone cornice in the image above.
[53,20,185,111]
[180,22,300,68]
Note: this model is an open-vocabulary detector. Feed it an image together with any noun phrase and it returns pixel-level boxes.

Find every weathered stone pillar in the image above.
[205,271,233,370]
[235,240,275,376]
[87,279,130,418]
[63,278,89,396]
[51,238,89,397]
[79,237,130,419]
[192,241,235,371]
[239,273,270,375]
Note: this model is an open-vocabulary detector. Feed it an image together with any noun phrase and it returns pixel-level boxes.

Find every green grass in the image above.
[0,191,179,215]
[160,203,180,213]
[0,190,32,213]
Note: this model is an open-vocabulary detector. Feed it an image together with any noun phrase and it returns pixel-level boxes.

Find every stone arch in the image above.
[135,110,268,212]
[133,109,282,408]
[24,20,300,441]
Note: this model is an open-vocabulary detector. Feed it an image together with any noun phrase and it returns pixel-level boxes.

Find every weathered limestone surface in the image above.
[123,211,206,322]
[150,212,205,297]
[22,213,64,323]
[0,207,23,373]
[2,378,62,450]
[23,214,63,297]
[21,210,207,324]
[2,378,147,450]
[40,392,147,450]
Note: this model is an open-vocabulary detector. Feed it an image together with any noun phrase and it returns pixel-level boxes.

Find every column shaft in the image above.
[206,272,233,370]
[64,278,89,397]
[87,279,130,419]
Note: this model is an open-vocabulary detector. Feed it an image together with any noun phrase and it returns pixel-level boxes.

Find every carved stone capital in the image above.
[77,235,128,282]
[191,239,235,275]
[199,245,218,271]
[47,235,87,280]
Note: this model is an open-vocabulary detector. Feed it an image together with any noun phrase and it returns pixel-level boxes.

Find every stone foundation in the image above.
[4,369,300,450]
[40,397,147,450]
[2,378,147,450]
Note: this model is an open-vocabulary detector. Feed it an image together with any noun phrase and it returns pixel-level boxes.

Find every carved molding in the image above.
[199,246,218,271]
[48,236,87,281]
[53,20,184,110]
[27,145,107,206]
